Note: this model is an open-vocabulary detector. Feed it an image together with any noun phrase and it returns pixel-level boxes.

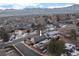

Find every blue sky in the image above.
[0,0,77,9]
[0,4,14,9]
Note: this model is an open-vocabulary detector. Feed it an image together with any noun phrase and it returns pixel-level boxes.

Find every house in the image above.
[31,35,47,44]
[15,30,23,35]
[44,24,56,32]
[44,27,55,33]
[45,31,60,39]
[16,23,33,32]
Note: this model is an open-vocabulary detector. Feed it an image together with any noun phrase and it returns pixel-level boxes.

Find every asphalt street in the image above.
[14,43,41,56]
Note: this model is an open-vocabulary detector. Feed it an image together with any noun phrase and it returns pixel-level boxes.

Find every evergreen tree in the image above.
[0,27,9,42]
[70,29,77,43]
[47,40,65,55]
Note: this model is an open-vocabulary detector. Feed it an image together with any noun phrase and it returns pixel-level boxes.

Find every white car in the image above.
[9,35,16,41]
[33,42,44,48]
[71,50,79,56]
[39,39,50,44]
[65,43,76,50]
[42,49,47,53]
[33,39,50,49]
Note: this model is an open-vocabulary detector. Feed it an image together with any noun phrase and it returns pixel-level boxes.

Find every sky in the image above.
[0,0,78,9]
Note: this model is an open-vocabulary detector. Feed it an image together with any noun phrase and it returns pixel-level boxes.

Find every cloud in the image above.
[48,4,73,9]
[0,0,40,9]
[0,3,40,9]
[12,3,40,9]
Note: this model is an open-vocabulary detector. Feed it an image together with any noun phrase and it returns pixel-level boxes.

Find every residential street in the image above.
[14,43,41,56]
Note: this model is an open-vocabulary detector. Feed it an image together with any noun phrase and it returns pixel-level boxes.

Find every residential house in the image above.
[31,35,47,44]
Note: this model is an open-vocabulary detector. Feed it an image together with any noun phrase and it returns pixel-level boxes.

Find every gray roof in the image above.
[34,35,47,43]
[16,24,32,29]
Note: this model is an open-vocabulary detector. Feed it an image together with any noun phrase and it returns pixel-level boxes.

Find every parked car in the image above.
[42,49,47,53]
[33,42,44,48]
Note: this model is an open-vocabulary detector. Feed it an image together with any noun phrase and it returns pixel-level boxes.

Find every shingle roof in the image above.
[34,35,47,43]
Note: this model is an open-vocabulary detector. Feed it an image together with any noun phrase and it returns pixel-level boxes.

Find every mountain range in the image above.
[0,4,79,17]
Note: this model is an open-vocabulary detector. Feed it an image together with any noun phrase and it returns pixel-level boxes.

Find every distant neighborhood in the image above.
[0,4,79,56]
